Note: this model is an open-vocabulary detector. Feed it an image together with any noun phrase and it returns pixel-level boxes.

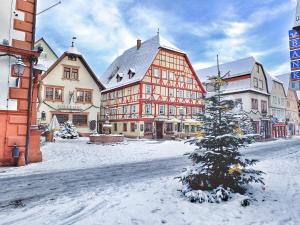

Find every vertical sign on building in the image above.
[290,0,300,80]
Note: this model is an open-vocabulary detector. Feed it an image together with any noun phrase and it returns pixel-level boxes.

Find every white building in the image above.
[38,45,104,136]
[198,57,272,139]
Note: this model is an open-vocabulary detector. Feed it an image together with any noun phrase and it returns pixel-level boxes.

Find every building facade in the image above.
[266,74,287,138]
[100,35,206,138]
[198,57,272,139]
[38,46,104,136]
[0,0,42,166]
[35,37,58,70]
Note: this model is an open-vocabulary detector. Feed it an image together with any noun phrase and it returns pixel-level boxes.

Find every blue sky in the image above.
[36,0,297,78]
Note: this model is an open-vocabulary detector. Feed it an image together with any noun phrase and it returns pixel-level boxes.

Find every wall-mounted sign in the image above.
[290,48,300,60]
[290,38,300,49]
[291,59,300,70]
[291,71,300,80]
[57,105,82,111]
[289,29,300,39]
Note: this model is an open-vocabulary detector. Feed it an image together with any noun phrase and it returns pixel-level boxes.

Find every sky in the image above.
[36,0,298,78]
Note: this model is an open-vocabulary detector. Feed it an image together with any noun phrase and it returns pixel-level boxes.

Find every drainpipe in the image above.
[25,0,37,165]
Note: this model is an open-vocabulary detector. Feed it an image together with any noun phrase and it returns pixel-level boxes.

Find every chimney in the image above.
[137,39,141,50]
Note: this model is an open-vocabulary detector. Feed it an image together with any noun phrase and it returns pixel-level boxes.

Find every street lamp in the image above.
[13,57,26,87]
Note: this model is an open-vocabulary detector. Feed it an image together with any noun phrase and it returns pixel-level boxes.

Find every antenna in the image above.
[36,1,61,16]
[71,37,77,47]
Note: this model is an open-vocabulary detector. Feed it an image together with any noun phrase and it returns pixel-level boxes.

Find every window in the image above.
[145,104,151,115]
[123,123,127,132]
[166,123,173,132]
[186,107,191,115]
[169,71,174,80]
[192,107,197,115]
[178,90,184,98]
[178,107,184,115]
[131,105,136,114]
[72,114,88,126]
[45,86,63,101]
[192,92,196,100]
[256,64,260,73]
[114,123,117,131]
[259,80,263,90]
[53,114,68,124]
[261,100,267,113]
[253,78,258,88]
[185,91,191,99]
[145,123,152,132]
[140,124,144,132]
[235,98,243,109]
[187,78,192,84]
[179,59,184,65]
[159,105,165,115]
[251,98,258,110]
[130,123,135,132]
[153,68,159,77]
[169,88,175,97]
[76,89,92,103]
[145,85,151,94]
[169,105,175,115]
[68,55,77,61]
[63,67,79,80]
[162,70,167,79]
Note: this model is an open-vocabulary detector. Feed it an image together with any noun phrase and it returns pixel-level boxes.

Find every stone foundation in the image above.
[89,134,124,144]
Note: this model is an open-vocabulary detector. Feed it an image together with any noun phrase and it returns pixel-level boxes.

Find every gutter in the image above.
[25,0,37,165]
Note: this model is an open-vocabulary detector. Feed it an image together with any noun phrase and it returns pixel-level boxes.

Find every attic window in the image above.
[116,73,123,82]
[68,55,77,61]
[128,68,135,79]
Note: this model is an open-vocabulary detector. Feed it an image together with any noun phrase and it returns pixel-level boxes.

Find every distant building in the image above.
[35,38,58,70]
[266,74,287,138]
[277,73,300,136]
[198,57,272,139]
[100,34,206,139]
[38,45,104,136]
[0,0,42,166]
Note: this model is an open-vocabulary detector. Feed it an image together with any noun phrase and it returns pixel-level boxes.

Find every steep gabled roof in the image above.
[100,34,188,91]
[276,73,290,96]
[35,37,59,58]
[42,51,105,90]
[265,72,286,96]
[197,56,256,82]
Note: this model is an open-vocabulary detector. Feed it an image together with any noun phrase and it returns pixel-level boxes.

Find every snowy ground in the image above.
[0,137,300,225]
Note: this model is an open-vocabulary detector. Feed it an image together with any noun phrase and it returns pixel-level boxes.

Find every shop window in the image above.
[53,114,69,124]
[130,123,135,132]
[72,114,87,126]
[123,123,127,132]
[166,123,173,132]
[145,123,152,133]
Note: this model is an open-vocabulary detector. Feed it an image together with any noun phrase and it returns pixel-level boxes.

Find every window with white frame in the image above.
[178,90,184,98]
[162,70,167,79]
[192,107,197,115]
[123,105,127,114]
[169,71,175,80]
[186,107,191,115]
[159,105,165,115]
[185,91,191,99]
[145,104,151,115]
[145,84,151,94]
[131,105,136,114]
[169,88,175,97]
[192,92,196,100]
[187,78,192,84]
[169,105,175,115]
[153,68,159,77]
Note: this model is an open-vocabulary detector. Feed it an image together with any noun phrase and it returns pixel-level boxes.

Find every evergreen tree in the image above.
[56,121,79,139]
[180,69,264,203]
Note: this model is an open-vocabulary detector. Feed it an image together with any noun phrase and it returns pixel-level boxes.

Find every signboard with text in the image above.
[291,71,300,80]
[289,29,300,80]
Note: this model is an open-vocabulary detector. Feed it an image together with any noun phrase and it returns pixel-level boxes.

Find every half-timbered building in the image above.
[100,34,206,138]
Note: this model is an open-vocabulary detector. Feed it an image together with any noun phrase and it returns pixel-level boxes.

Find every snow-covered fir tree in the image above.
[180,76,264,203]
[56,121,79,139]
[232,101,255,135]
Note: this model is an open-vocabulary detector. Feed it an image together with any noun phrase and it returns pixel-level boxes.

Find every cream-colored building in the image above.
[38,46,104,136]
[198,57,272,139]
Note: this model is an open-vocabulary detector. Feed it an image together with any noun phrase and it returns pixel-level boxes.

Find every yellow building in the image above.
[100,34,206,139]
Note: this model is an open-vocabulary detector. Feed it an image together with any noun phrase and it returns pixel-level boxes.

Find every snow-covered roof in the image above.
[67,46,81,55]
[197,56,256,82]
[100,34,185,91]
[265,72,285,95]
[221,79,250,94]
[276,73,290,96]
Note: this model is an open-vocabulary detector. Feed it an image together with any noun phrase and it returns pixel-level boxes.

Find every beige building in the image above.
[198,57,272,139]
[38,45,104,136]
[266,74,287,137]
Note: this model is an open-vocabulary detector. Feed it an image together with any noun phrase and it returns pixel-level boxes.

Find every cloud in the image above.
[269,62,290,76]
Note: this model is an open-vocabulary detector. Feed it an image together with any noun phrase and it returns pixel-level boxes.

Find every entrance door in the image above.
[156,121,163,139]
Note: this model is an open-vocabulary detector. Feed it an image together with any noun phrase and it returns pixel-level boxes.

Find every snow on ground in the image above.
[0,138,195,177]
[1,140,299,225]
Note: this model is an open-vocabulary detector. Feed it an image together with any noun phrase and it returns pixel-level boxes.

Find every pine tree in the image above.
[180,62,264,203]
[57,121,79,139]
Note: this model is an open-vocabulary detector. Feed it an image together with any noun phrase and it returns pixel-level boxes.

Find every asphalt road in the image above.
[0,138,299,211]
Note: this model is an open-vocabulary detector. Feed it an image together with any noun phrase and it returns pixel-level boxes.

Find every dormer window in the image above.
[116,73,123,82]
[128,68,135,79]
